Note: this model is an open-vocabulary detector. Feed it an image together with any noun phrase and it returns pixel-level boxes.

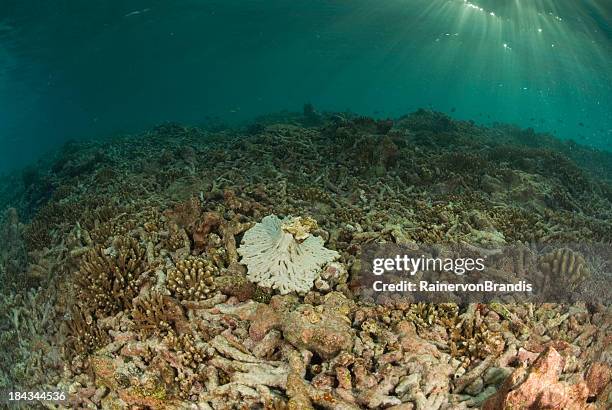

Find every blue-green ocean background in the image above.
[0,0,610,172]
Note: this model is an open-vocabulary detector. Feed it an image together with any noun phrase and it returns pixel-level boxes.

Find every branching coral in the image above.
[64,305,110,356]
[167,256,219,301]
[75,236,149,315]
[23,219,52,252]
[291,186,335,206]
[238,215,339,294]
[0,208,28,288]
[163,330,214,371]
[538,247,590,290]
[0,286,64,391]
[132,292,185,335]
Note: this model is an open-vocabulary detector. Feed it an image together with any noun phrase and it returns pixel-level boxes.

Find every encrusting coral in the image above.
[238,214,340,294]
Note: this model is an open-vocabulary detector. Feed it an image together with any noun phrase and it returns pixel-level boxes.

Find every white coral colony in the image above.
[238,215,339,294]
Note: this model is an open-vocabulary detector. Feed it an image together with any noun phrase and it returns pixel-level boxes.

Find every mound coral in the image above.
[238,215,339,294]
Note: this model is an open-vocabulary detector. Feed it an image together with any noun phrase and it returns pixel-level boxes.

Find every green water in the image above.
[0,0,610,172]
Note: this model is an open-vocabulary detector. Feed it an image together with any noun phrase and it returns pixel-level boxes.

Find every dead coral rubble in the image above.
[0,110,609,408]
[483,347,594,410]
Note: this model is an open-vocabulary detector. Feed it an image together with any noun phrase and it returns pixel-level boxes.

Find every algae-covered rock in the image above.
[483,347,591,410]
[249,304,282,341]
[281,293,353,358]
[91,354,181,410]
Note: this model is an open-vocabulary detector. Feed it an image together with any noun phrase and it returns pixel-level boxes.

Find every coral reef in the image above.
[0,110,609,408]
[0,208,28,289]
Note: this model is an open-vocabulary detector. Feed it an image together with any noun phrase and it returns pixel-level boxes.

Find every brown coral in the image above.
[192,211,223,251]
[538,247,590,290]
[167,256,219,301]
[64,305,110,356]
[75,236,149,315]
[164,196,202,229]
[23,219,52,251]
[132,292,185,335]
[163,330,213,370]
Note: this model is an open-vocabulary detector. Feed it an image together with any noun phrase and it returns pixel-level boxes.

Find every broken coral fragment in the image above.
[280,216,318,241]
[238,215,339,294]
[282,300,353,359]
[483,346,591,410]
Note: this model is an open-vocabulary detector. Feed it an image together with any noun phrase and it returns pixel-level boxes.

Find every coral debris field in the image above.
[0,109,611,409]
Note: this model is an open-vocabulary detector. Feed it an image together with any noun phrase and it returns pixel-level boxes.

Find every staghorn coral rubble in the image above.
[0,109,609,408]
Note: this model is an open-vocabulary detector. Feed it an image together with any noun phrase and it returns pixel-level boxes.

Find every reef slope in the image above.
[0,110,610,409]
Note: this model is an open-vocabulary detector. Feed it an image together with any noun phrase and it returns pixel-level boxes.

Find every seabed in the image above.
[0,108,610,409]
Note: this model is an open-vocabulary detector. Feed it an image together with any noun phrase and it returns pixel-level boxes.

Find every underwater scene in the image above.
[0,1,610,409]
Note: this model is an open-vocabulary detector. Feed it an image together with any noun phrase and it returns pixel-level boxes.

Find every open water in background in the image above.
[0,0,610,172]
